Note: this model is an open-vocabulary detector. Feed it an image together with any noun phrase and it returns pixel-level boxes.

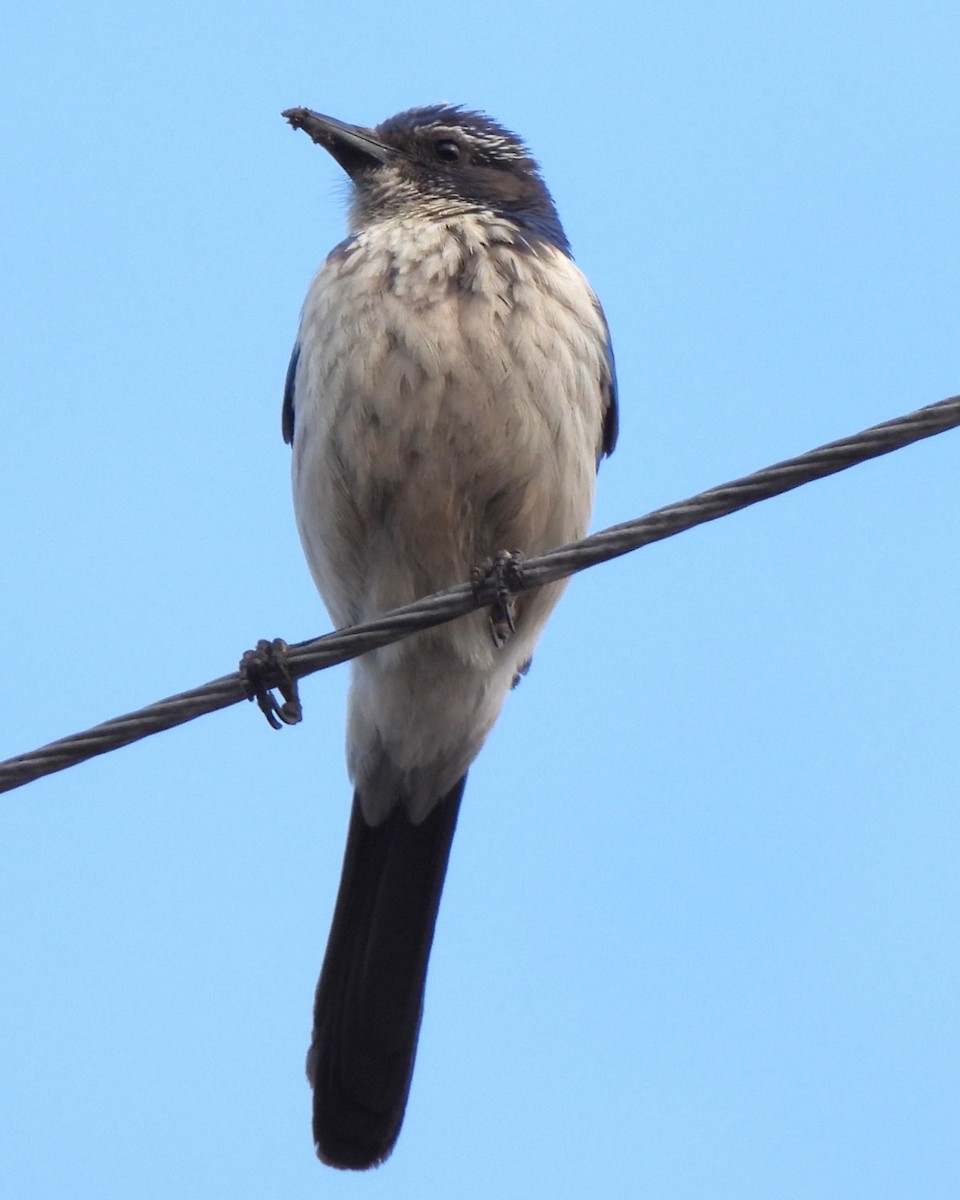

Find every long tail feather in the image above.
[307,775,466,1169]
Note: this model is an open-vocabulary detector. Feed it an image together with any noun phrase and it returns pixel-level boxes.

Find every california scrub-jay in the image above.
[281,103,618,1169]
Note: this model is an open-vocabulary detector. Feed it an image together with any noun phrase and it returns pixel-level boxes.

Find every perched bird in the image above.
[282,102,618,1170]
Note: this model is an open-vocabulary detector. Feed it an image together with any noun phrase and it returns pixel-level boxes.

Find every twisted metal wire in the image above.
[2,393,958,795]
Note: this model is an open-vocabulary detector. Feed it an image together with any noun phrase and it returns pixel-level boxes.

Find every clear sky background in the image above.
[2,2,959,1197]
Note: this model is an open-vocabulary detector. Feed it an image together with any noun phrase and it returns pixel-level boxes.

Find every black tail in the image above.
[307,775,466,1169]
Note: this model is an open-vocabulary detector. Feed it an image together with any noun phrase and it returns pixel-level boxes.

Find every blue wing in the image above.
[282,341,300,445]
[599,318,619,460]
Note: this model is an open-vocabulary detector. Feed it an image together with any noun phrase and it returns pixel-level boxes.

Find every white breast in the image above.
[290,213,610,818]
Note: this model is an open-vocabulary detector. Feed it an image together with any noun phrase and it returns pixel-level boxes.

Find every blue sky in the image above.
[2,2,959,1196]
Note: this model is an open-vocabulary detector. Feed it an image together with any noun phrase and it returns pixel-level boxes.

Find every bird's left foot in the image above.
[472,550,525,648]
[239,638,303,729]
[511,657,532,689]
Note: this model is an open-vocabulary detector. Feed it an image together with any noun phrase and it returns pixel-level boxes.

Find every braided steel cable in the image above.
[1,393,957,795]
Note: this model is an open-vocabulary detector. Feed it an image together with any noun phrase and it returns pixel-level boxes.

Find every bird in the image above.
[281,102,618,1170]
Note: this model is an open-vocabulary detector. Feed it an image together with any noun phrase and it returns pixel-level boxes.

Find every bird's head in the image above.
[283,104,570,253]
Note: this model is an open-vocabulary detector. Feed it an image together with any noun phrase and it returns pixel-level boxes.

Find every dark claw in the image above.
[471,550,525,648]
[511,656,533,690]
[239,638,303,730]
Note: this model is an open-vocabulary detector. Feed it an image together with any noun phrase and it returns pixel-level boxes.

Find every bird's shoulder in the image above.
[283,219,618,458]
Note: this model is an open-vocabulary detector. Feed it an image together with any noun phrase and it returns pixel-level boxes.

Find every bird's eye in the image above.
[434,139,461,163]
